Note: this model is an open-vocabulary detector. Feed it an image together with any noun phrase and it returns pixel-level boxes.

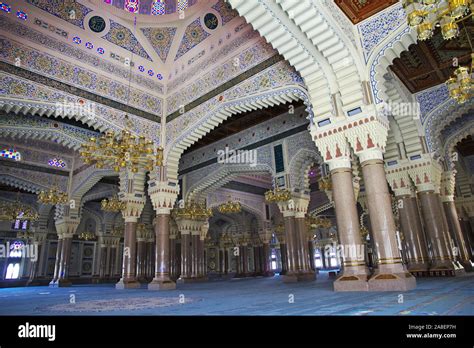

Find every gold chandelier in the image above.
[38,185,68,205]
[264,187,292,202]
[111,226,124,237]
[79,231,96,241]
[217,195,241,214]
[80,126,163,173]
[173,201,213,220]
[307,216,332,229]
[0,199,38,222]
[318,177,332,191]
[403,0,473,41]
[446,52,473,103]
[17,230,34,239]
[101,195,126,212]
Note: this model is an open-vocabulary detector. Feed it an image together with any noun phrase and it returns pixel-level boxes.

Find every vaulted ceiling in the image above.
[390,20,473,93]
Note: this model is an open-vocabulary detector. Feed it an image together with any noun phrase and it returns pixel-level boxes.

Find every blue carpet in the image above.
[0,272,473,316]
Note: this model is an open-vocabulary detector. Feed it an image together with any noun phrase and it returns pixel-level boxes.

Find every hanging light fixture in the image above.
[446,22,473,104]
[79,231,96,241]
[403,0,473,41]
[264,187,292,203]
[37,185,68,205]
[0,195,38,222]
[218,195,241,214]
[173,201,213,220]
[79,16,163,174]
[101,194,126,212]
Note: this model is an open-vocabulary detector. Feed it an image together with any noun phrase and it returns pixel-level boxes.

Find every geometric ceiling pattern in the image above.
[174,17,210,61]
[335,0,398,24]
[391,21,473,93]
[103,20,153,61]
[105,0,198,16]
[26,0,92,29]
[141,27,177,63]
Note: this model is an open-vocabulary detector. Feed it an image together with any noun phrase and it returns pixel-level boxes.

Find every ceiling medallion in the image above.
[204,13,218,30]
[89,15,107,33]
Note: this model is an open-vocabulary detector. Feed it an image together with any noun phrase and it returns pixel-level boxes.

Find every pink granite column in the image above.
[169,237,177,280]
[56,236,72,287]
[330,166,370,291]
[294,216,315,281]
[443,200,472,271]
[136,239,147,283]
[148,214,175,290]
[116,221,140,289]
[418,191,456,274]
[282,215,299,282]
[178,232,191,282]
[49,236,63,287]
[279,243,288,275]
[397,195,430,274]
[361,158,416,291]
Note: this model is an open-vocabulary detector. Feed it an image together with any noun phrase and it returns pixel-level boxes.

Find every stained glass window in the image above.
[125,0,139,13]
[0,148,21,161]
[177,0,188,12]
[151,0,165,15]
[48,158,67,168]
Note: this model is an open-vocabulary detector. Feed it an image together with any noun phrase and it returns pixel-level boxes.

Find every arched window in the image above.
[0,148,21,161]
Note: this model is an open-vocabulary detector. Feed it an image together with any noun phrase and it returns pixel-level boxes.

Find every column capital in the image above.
[440,170,456,202]
[148,179,179,215]
[175,217,206,236]
[385,161,414,197]
[344,114,389,163]
[276,194,310,218]
[406,155,443,193]
[310,124,352,171]
[120,193,146,221]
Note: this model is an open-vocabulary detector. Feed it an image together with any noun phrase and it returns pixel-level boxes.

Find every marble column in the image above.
[253,245,262,275]
[294,212,315,281]
[330,164,369,291]
[279,242,288,275]
[443,200,472,270]
[241,245,249,276]
[262,242,273,277]
[116,220,140,289]
[397,194,430,274]
[459,218,474,258]
[148,213,175,290]
[281,214,299,282]
[99,244,108,280]
[56,235,73,287]
[360,156,415,291]
[418,191,456,273]
[169,236,177,280]
[49,235,63,286]
[224,248,229,274]
[308,240,315,271]
[136,238,147,283]
[178,232,192,282]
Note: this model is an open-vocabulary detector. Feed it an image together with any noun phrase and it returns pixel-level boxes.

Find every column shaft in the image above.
[397,195,429,273]
[361,159,415,291]
[443,201,472,270]
[149,214,175,290]
[116,221,140,289]
[331,166,369,291]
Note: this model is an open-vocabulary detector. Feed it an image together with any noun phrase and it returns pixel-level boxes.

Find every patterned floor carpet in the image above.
[0,272,473,315]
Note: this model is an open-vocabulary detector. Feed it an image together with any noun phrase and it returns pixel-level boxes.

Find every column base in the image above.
[429,261,463,276]
[296,271,316,282]
[115,279,141,289]
[262,271,275,277]
[368,272,416,291]
[148,278,176,290]
[281,272,298,283]
[334,274,369,292]
[459,260,474,272]
[177,276,208,283]
[407,262,429,273]
[49,279,72,288]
